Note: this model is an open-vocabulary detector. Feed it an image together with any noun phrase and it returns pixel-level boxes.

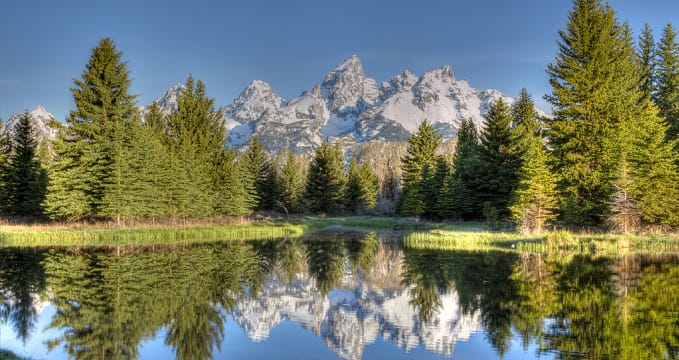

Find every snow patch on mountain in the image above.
[3,105,58,143]
[145,54,547,154]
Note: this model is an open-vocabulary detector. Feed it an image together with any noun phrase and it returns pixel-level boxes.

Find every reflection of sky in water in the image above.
[1,299,549,360]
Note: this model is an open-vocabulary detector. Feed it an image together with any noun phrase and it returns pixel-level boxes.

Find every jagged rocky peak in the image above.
[321,55,379,111]
[3,105,58,142]
[143,83,186,115]
[225,80,284,124]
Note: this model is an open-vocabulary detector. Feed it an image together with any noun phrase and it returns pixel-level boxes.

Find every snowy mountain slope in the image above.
[2,105,58,144]
[146,55,546,154]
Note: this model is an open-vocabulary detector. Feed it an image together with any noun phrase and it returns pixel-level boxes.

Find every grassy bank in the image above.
[404,224,679,255]
[2,216,678,253]
[0,222,307,247]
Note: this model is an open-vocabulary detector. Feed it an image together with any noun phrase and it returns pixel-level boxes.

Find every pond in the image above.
[1,231,678,359]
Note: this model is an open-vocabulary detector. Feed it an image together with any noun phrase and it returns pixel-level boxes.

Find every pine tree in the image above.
[545,0,641,226]
[398,120,442,216]
[655,23,679,141]
[1,111,47,216]
[0,117,11,211]
[509,89,541,162]
[476,99,519,218]
[637,23,656,102]
[278,150,304,214]
[451,118,481,218]
[44,38,138,220]
[346,158,379,214]
[166,75,227,216]
[304,142,346,214]
[243,136,274,210]
[625,104,679,225]
[213,148,257,216]
[509,139,558,235]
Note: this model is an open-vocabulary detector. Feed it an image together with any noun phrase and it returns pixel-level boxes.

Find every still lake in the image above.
[1,230,678,359]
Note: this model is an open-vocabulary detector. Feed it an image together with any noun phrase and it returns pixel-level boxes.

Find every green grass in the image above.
[0,222,307,247]
[403,225,679,255]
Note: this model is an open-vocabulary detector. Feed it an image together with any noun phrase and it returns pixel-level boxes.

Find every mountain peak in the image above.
[335,54,362,72]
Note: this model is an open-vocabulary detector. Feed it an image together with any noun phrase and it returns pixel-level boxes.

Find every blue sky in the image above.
[1,0,677,121]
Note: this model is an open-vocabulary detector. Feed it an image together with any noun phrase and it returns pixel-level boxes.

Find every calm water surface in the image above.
[1,231,678,359]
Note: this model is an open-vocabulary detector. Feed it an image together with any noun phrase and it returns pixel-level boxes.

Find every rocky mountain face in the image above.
[12,56,540,156]
[150,55,532,154]
[2,105,58,145]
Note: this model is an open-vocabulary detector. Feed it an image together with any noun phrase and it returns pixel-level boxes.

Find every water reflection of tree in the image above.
[401,248,520,356]
[0,249,47,344]
[510,253,679,359]
[42,244,263,360]
[301,231,380,296]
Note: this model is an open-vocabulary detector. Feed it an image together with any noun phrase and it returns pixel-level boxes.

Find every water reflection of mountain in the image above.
[232,273,481,360]
[233,237,483,359]
[1,238,679,360]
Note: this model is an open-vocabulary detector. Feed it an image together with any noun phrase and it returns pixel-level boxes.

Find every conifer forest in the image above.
[1,0,678,234]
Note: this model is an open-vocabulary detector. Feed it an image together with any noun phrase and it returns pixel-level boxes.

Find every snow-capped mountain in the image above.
[147,55,543,154]
[2,105,58,144]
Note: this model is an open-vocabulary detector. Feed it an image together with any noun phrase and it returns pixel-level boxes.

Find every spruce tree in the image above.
[346,158,379,214]
[44,38,138,220]
[655,23,679,141]
[0,118,11,211]
[625,104,679,225]
[398,120,442,216]
[451,118,481,218]
[278,150,304,214]
[545,0,641,226]
[214,148,257,216]
[509,89,541,162]
[243,136,273,210]
[304,142,346,214]
[637,23,656,102]
[476,99,519,218]
[166,75,227,216]
[2,111,47,216]
[509,139,558,235]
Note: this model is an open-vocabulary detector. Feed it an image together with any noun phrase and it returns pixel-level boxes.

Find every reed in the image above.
[405,226,679,255]
[0,223,306,247]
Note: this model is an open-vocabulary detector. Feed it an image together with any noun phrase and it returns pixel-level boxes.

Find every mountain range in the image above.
[4,55,545,154]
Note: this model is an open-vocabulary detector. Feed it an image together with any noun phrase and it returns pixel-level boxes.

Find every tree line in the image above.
[0,0,678,233]
[0,38,379,221]
[397,0,679,232]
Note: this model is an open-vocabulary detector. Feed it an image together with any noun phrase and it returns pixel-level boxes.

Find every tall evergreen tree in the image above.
[0,117,11,210]
[450,117,481,218]
[476,99,519,218]
[1,111,47,216]
[509,89,541,161]
[277,150,304,214]
[345,158,379,214]
[304,142,346,214]
[624,104,679,225]
[545,0,641,226]
[214,148,257,216]
[637,23,656,102]
[398,120,442,216]
[243,136,274,210]
[509,139,558,235]
[654,23,679,141]
[166,75,228,216]
[44,38,138,220]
